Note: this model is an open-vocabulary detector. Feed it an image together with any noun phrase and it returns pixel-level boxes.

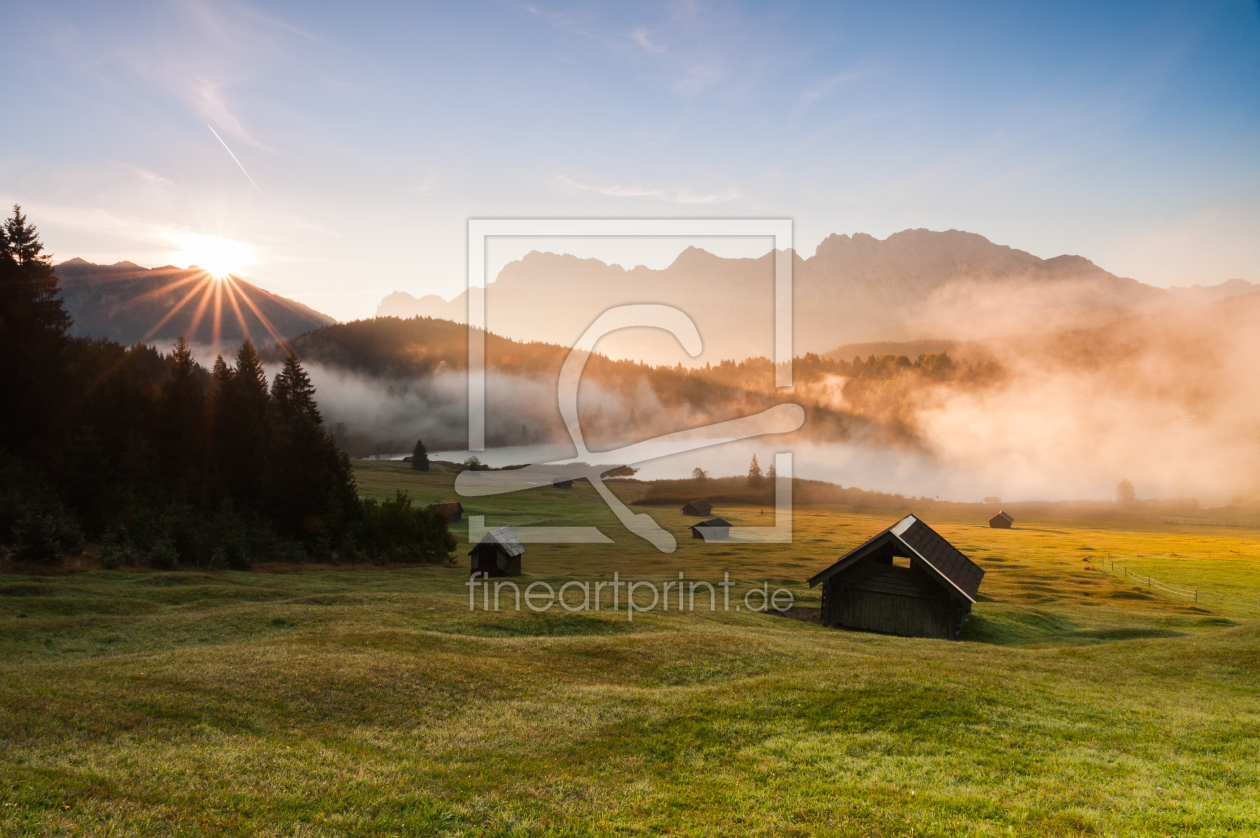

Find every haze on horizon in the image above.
[2,1,1259,321]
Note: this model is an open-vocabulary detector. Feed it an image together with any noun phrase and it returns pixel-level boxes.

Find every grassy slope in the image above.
[1,461,1257,837]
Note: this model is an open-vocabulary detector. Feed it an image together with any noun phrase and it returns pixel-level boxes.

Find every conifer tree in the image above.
[747,454,764,488]
[411,438,430,471]
[0,205,72,459]
[159,337,205,495]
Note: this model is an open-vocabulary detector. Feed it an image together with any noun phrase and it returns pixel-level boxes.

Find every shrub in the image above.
[10,503,83,565]
[353,491,456,564]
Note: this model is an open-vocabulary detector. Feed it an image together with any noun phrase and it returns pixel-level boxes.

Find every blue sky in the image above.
[2,0,1258,319]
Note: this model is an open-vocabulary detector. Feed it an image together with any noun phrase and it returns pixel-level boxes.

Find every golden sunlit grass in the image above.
[2,463,1258,836]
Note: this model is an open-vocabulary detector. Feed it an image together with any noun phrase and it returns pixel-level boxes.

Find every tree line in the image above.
[0,206,455,568]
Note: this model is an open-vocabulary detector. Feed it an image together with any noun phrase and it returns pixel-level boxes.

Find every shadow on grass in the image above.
[962,609,1194,646]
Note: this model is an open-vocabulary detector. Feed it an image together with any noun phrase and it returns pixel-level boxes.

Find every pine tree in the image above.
[267,353,359,540]
[271,354,321,429]
[208,341,271,509]
[0,205,72,459]
[159,338,206,496]
[411,438,430,472]
[747,454,764,487]
[767,461,777,483]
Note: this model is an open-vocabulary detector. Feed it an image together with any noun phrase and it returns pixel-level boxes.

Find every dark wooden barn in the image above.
[690,517,732,540]
[553,478,574,489]
[988,510,1013,529]
[435,501,464,522]
[469,527,525,577]
[807,515,984,640]
[682,498,713,516]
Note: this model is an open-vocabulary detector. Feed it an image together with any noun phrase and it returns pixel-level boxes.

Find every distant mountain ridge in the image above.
[374,228,1234,364]
[55,258,336,346]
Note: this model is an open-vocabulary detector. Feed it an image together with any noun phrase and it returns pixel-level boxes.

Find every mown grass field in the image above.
[2,460,1259,836]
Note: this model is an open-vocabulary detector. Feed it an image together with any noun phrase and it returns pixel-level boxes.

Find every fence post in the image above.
[1148,575,1151,590]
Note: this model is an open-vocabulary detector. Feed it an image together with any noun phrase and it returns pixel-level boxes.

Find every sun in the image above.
[172,233,256,279]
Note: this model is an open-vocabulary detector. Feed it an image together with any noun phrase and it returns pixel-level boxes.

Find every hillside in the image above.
[54,258,336,345]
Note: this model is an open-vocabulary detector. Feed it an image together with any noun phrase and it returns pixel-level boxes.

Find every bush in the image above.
[10,503,83,565]
[100,527,138,569]
[353,491,456,564]
[147,535,180,571]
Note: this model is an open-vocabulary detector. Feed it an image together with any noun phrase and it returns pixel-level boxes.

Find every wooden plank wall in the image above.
[823,562,953,639]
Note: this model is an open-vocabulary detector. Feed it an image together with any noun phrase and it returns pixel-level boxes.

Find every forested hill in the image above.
[262,315,997,453]
[55,258,335,345]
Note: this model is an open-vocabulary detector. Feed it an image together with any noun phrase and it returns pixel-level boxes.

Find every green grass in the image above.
[2,461,1259,836]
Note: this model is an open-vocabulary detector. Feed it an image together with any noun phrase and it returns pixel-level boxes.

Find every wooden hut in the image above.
[553,478,574,489]
[690,517,732,540]
[807,515,984,640]
[988,510,1013,529]
[435,501,464,522]
[681,498,713,516]
[469,527,524,577]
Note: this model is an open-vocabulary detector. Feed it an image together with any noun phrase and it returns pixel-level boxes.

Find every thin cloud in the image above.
[630,26,665,54]
[192,78,270,150]
[111,162,177,190]
[554,173,742,205]
[794,67,873,115]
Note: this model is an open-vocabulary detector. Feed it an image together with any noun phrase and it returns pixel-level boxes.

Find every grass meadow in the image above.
[2,460,1259,836]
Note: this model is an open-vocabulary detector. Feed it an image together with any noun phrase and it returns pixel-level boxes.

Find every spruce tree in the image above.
[159,338,205,496]
[267,353,358,541]
[0,205,72,459]
[411,438,430,471]
[747,454,763,488]
[208,341,271,510]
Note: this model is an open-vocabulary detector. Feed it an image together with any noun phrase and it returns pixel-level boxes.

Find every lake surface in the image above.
[366,438,1080,503]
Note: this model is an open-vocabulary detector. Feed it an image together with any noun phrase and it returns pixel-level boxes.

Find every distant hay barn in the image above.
[682,499,713,516]
[553,478,574,489]
[989,511,1013,529]
[469,527,524,578]
[435,501,464,522]
[690,517,732,540]
[807,515,984,641]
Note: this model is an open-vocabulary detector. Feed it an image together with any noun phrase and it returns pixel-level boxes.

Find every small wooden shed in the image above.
[690,517,732,540]
[988,510,1013,529]
[553,478,574,489]
[435,501,464,522]
[469,527,524,577]
[807,515,984,640]
[682,498,713,516]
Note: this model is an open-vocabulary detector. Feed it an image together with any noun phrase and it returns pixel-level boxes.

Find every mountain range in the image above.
[54,258,336,346]
[377,229,1255,364]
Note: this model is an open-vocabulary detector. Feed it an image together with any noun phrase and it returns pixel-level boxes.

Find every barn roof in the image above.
[436,500,464,511]
[806,515,984,603]
[469,526,525,557]
[990,510,1013,523]
[692,516,731,529]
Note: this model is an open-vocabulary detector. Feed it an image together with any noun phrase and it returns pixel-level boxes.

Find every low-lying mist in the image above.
[256,289,1260,506]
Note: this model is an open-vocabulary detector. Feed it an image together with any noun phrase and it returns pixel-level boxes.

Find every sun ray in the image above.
[184,277,219,344]
[212,278,224,358]
[220,275,253,345]
[110,271,204,316]
[141,274,216,343]
[226,275,289,353]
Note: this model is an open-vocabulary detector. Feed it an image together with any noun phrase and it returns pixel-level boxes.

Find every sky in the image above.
[1,0,1258,321]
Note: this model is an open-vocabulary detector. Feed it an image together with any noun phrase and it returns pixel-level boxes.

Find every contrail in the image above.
[207,124,266,198]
